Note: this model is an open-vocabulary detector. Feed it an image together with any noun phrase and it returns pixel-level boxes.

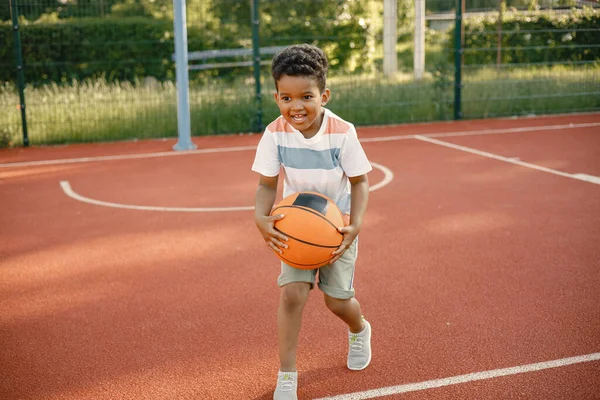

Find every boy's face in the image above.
[274,74,330,137]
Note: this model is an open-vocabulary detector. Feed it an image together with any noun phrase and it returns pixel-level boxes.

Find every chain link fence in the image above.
[1,0,598,146]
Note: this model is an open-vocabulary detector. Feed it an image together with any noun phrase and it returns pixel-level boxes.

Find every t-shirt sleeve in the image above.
[340,126,372,177]
[251,129,280,177]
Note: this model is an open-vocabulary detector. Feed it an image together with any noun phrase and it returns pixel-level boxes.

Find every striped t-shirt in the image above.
[251,108,372,214]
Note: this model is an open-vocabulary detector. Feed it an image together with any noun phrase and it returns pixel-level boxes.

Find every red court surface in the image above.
[1,113,599,400]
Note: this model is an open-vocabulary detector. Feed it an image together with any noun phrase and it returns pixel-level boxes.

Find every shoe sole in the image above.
[347,321,372,371]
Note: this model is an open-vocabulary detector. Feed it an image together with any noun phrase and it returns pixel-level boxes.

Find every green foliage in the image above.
[448,7,600,65]
[110,1,155,18]
[432,62,454,119]
[0,0,173,21]
[0,16,234,85]
[426,0,580,13]
[209,0,373,74]
[1,0,380,86]
[0,128,12,148]
[2,65,597,146]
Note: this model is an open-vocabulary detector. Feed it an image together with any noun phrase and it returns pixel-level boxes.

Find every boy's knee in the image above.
[323,294,349,314]
[280,283,310,309]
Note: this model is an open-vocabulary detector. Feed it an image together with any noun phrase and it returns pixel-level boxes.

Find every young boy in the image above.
[251,44,372,400]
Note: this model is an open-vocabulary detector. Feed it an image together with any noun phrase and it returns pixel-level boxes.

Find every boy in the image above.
[251,44,372,400]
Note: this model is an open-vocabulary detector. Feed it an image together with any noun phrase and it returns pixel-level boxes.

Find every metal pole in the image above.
[10,0,28,147]
[454,0,463,120]
[172,0,196,151]
[383,0,397,76]
[497,0,504,68]
[414,0,425,80]
[251,0,263,132]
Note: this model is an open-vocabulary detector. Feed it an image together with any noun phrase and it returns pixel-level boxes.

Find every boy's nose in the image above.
[291,101,304,111]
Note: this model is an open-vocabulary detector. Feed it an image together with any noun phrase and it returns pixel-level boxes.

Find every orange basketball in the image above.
[270,191,344,270]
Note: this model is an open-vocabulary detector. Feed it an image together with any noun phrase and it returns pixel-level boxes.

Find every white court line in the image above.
[0,145,257,168]
[59,181,253,212]
[414,135,600,185]
[368,162,394,192]
[59,162,393,212]
[1,122,598,169]
[359,122,600,143]
[573,173,600,185]
[314,352,600,400]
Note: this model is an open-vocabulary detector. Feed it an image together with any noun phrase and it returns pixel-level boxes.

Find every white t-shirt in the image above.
[251,108,372,214]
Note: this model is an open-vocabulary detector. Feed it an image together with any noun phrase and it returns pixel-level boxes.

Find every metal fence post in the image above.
[251,0,263,133]
[172,0,196,151]
[10,0,28,146]
[383,0,398,77]
[454,0,463,120]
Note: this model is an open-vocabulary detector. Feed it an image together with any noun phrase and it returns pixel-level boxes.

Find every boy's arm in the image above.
[254,174,288,253]
[330,173,369,263]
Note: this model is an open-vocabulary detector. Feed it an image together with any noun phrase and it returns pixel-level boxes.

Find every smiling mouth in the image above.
[291,114,307,123]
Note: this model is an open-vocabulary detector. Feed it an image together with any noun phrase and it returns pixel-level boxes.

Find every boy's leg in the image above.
[323,295,364,333]
[274,264,314,399]
[324,294,372,370]
[318,239,372,370]
[318,238,361,330]
[277,282,311,371]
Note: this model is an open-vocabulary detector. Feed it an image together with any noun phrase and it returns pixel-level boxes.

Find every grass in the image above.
[1,62,599,147]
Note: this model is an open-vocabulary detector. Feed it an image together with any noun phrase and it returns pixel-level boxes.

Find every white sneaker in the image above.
[347,319,372,370]
[273,371,298,400]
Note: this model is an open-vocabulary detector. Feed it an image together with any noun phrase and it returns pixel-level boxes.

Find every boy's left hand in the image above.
[330,224,358,264]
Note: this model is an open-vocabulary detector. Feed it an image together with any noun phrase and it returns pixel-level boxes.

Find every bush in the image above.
[458,7,600,65]
[1,1,375,86]
[0,17,178,85]
[0,127,12,148]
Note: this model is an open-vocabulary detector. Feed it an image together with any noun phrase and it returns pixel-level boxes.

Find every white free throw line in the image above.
[59,181,253,212]
[314,352,600,400]
[2,122,598,168]
[414,135,600,185]
[369,162,394,192]
[58,162,393,212]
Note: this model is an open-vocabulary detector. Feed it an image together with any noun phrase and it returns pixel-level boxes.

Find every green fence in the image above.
[1,0,599,147]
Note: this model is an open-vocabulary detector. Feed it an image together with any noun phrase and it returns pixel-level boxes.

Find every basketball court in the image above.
[1,113,599,399]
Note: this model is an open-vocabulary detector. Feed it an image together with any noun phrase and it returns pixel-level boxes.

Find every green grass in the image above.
[1,63,599,147]
[461,65,600,118]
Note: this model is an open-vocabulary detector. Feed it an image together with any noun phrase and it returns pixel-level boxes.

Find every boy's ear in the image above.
[273,92,279,102]
[321,88,331,106]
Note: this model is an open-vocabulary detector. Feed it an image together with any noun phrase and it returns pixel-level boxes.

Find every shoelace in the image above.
[349,334,364,352]
[279,374,295,391]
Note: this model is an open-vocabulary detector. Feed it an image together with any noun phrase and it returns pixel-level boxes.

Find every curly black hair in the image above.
[271,44,328,93]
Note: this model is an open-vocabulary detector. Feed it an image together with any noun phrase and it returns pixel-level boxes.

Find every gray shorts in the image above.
[277,238,358,299]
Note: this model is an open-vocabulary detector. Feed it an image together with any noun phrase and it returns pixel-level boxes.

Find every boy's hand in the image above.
[330,224,358,263]
[255,214,289,254]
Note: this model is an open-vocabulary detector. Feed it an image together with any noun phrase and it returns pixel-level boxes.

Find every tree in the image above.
[208,0,372,71]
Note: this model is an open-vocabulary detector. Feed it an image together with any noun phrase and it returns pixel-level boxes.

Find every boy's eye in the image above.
[303,95,313,100]
[281,96,290,101]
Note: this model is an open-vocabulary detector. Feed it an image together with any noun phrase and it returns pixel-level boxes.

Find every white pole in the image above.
[414,0,425,80]
[172,0,196,151]
[383,0,397,76]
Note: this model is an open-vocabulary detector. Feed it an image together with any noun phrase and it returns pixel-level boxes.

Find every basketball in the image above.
[270,191,344,270]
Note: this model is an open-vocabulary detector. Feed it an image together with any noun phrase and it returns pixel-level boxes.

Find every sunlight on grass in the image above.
[1,64,598,146]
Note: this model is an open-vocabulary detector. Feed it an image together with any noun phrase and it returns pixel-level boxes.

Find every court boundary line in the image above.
[1,122,598,169]
[360,122,600,143]
[59,162,393,212]
[313,352,600,400]
[414,135,600,185]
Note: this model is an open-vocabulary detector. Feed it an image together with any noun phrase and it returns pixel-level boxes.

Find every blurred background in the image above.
[1,0,599,146]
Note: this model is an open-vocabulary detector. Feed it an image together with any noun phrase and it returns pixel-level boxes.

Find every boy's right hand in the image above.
[255,214,289,254]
